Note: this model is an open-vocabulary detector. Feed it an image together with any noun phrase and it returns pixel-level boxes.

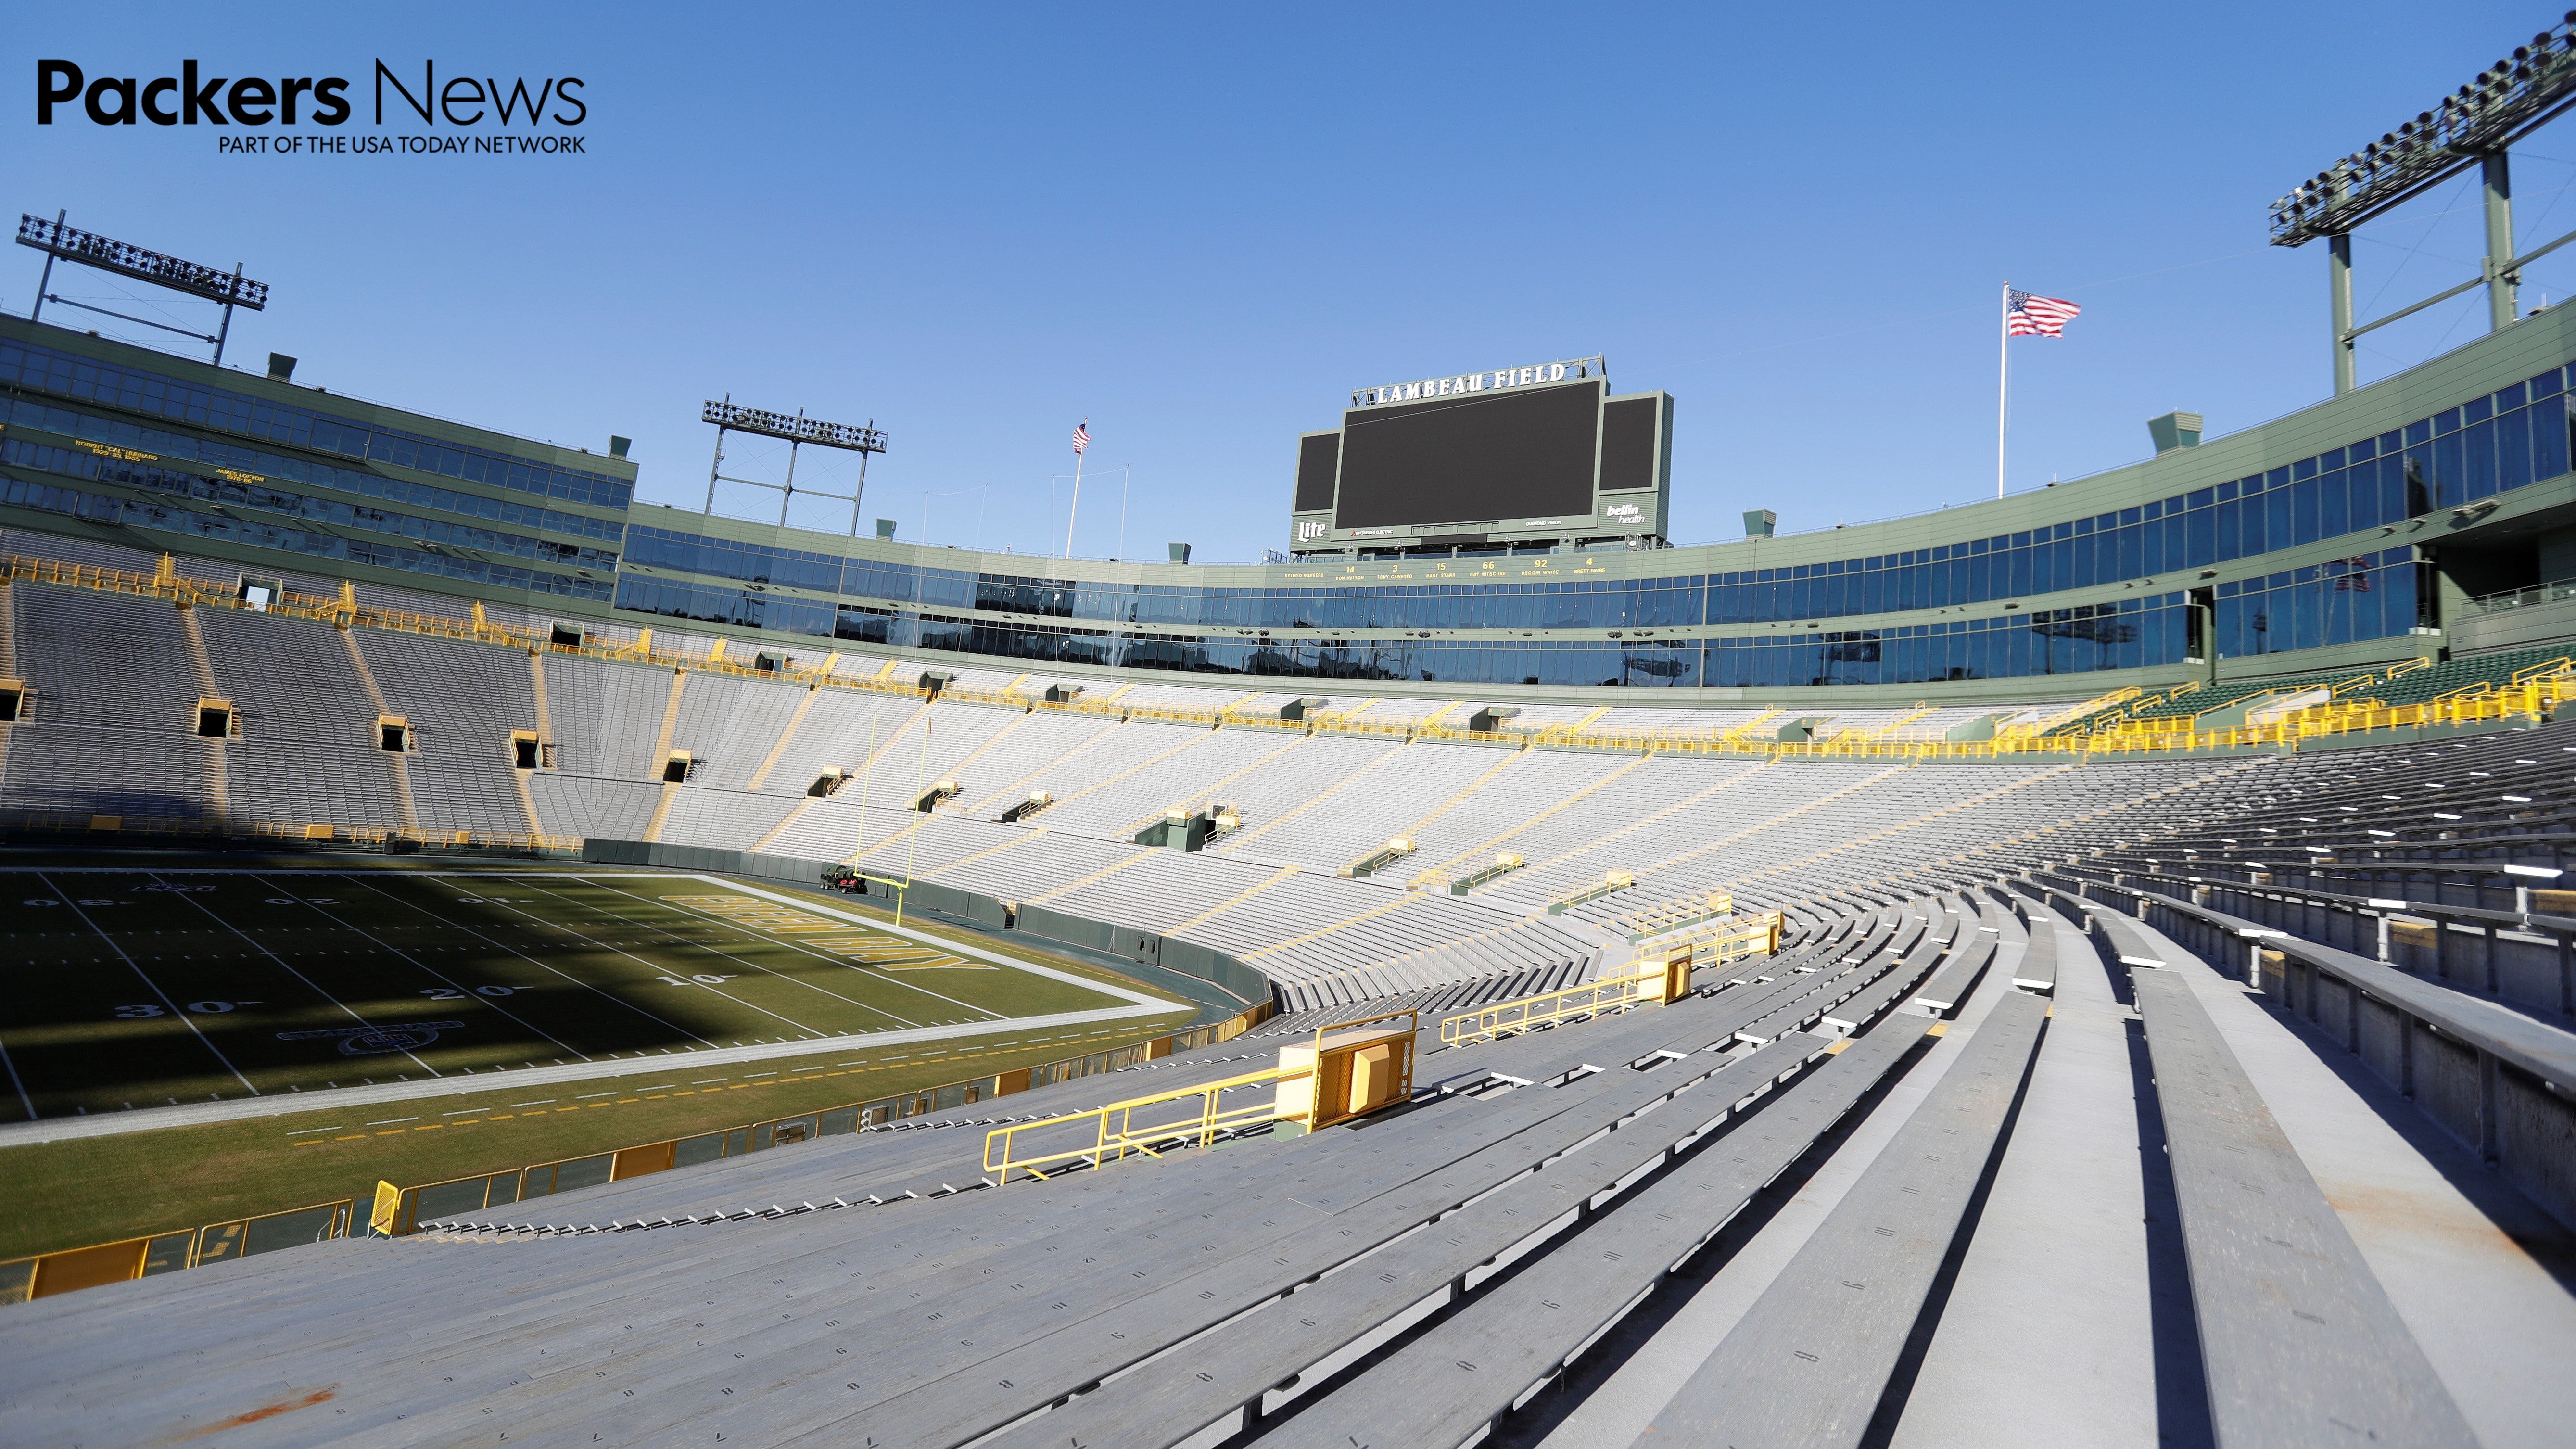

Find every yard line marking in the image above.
[0,1030,35,1121]
[574,1091,617,1099]
[333,875,703,1052]
[148,871,443,1079]
[286,1124,343,1134]
[513,879,923,1030]
[370,877,798,1044]
[366,1116,418,1126]
[587,877,1001,1019]
[255,872,594,1058]
[741,873,1168,989]
[510,1099,557,1107]
[37,872,256,1096]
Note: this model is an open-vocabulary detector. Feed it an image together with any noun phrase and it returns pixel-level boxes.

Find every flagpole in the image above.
[1116,465,1131,562]
[1064,423,1087,559]
[1996,282,2010,500]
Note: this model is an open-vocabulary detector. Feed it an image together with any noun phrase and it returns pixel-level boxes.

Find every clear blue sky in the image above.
[9,2,2572,562]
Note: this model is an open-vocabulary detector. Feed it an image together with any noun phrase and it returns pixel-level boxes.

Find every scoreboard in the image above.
[1288,357,1671,555]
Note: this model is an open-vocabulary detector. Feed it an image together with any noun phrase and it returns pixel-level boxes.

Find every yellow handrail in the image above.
[1437,963,1683,1048]
[982,1007,1418,1183]
[0,809,578,852]
[1440,914,1778,1047]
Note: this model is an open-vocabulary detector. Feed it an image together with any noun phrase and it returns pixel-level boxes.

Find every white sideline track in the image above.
[0,1002,1178,1148]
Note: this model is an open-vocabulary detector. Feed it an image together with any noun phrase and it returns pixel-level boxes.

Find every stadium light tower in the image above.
[16,211,267,366]
[700,396,888,535]
[2271,15,2576,394]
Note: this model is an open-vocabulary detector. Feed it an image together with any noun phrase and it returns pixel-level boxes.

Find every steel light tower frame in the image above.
[700,396,888,535]
[15,212,267,366]
[2271,17,2576,394]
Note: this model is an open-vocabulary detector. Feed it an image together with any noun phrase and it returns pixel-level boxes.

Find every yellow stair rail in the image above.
[1439,964,1679,1048]
[982,1008,1419,1183]
[1440,915,1779,1047]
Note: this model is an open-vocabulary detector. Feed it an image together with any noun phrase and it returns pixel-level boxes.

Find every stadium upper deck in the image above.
[6,273,2576,709]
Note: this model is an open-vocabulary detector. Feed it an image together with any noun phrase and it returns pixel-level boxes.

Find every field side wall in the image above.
[579,839,1276,1009]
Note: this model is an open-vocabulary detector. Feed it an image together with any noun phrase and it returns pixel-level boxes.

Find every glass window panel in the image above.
[2463,419,2498,498]
[2498,406,2533,489]
[2534,393,2570,482]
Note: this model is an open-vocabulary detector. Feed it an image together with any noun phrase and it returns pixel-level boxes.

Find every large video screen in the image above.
[1332,379,1602,531]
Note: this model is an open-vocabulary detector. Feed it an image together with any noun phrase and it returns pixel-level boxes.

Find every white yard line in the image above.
[154,872,443,1079]
[511,877,927,1030]
[0,869,1188,1144]
[36,871,257,1097]
[0,1029,33,1121]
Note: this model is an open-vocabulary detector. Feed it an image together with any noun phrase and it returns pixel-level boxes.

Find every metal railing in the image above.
[0,1198,353,1307]
[1634,909,1785,958]
[1438,918,1779,1047]
[2466,577,2576,615]
[982,1008,1418,1184]
[0,808,579,854]
[1438,964,1677,1048]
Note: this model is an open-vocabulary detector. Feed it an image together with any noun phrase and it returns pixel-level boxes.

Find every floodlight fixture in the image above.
[2275,16,2576,393]
[699,394,888,534]
[700,398,885,454]
[16,210,266,364]
[2269,19,2576,245]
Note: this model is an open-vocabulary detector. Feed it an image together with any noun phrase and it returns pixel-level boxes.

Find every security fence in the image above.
[0,1198,354,1306]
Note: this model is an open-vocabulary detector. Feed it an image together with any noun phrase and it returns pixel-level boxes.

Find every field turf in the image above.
[0,863,1204,1258]
[0,868,1163,1119]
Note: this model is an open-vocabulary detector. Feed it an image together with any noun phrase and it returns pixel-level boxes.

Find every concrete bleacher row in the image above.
[10,529,2544,1018]
[0,539,2312,1013]
[4,527,2573,1439]
[16,864,2571,1448]
[0,535,2563,928]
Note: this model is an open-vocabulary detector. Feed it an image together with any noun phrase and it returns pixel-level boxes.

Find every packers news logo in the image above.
[35,60,589,154]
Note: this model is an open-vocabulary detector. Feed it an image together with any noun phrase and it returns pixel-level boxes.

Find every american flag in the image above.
[1071,420,1090,456]
[2335,555,2373,592]
[2006,290,2081,337]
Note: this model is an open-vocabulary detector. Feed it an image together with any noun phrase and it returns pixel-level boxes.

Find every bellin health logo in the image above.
[35,61,586,152]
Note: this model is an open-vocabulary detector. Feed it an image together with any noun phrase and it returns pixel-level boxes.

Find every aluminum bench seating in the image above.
[660,672,813,791]
[1634,983,2050,1448]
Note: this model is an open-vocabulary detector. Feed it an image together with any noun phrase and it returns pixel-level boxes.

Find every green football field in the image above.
[0,868,1166,1121]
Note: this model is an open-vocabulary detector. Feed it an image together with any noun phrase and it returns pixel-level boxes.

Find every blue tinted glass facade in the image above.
[620,366,2565,640]
[1708,368,2562,624]
[0,394,624,542]
[0,339,633,510]
[1,438,619,570]
[2212,548,2423,658]
[613,575,2210,688]
[0,474,612,599]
